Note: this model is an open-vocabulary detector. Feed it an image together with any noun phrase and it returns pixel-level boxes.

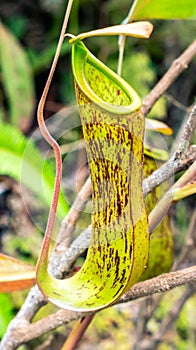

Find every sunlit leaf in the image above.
[0,254,35,292]
[0,23,35,128]
[128,0,196,21]
[0,293,13,337]
[36,40,149,312]
[0,120,68,219]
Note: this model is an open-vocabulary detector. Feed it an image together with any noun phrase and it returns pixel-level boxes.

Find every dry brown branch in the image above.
[148,160,196,233]
[0,39,196,350]
[141,39,196,116]
[143,102,196,196]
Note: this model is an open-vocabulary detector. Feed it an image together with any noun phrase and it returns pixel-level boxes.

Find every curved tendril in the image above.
[36,0,74,249]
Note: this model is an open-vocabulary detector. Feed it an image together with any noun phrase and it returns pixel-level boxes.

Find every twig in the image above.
[173,211,196,270]
[154,286,194,344]
[117,0,139,75]
[133,298,152,350]
[143,102,196,196]
[141,40,196,116]
[143,146,195,196]
[1,266,195,349]
[134,196,196,350]
[136,285,195,350]
[164,93,189,112]
[50,226,92,278]
[148,160,196,234]
[48,176,91,278]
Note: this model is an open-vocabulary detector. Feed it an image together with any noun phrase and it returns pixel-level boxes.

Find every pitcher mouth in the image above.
[71,40,142,115]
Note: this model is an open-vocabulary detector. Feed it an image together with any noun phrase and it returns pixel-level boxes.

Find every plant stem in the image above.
[61,314,95,350]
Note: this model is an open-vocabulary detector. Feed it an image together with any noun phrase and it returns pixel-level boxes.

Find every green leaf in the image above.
[0,22,35,127]
[172,182,196,201]
[0,120,68,219]
[36,40,149,312]
[0,293,14,338]
[129,0,196,20]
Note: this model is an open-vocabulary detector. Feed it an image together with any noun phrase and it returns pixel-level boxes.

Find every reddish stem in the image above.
[61,314,95,350]
[36,0,74,254]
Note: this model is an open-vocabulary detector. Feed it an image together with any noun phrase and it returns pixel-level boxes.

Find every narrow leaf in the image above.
[0,254,35,292]
[129,0,196,21]
[0,23,35,127]
[145,118,173,135]
[144,146,169,162]
[172,182,196,201]
[70,21,153,42]
[36,40,149,311]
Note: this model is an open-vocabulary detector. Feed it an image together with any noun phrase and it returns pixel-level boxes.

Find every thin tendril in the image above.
[117,0,136,75]
[37,0,74,242]
[117,35,126,76]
